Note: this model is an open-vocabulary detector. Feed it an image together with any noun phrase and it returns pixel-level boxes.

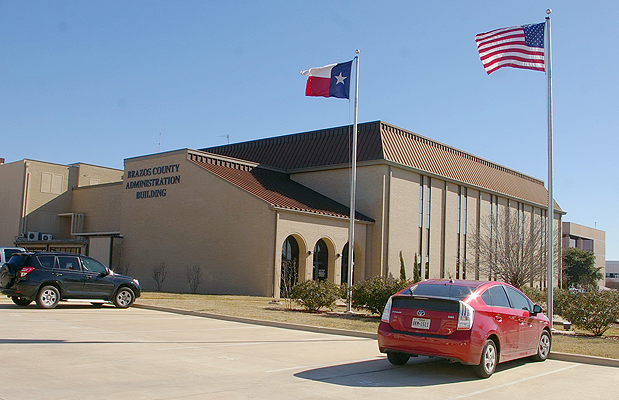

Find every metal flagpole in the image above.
[545,9,554,327]
[346,50,360,313]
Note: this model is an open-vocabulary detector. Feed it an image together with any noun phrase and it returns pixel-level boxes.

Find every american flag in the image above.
[475,22,546,74]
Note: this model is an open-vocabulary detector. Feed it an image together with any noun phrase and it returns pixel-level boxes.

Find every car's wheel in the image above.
[386,352,410,365]
[532,330,551,362]
[113,287,135,308]
[473,339,498,378]
[36,286,60,309]
[11,296,32,307]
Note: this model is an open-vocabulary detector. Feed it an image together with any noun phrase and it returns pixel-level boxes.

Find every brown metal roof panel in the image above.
[190,159,374,222]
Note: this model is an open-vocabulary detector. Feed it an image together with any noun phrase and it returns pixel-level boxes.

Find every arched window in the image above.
[281,236,299,297]
[340,242,356,285]
[313,239,328,281]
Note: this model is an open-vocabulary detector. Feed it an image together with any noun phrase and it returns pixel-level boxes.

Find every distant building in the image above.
[0,121,564,296]
[561,222,606,288]
[606,261,619,289]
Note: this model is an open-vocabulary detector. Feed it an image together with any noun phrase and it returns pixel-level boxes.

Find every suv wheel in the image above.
[113,287,135,308]
[11,296,32,307]
[36,286,60,309]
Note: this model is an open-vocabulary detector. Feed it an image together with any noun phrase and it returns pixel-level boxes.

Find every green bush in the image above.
[561,290,619,336]
[290,280,340,312]
[520,286,546,307]
[351,276,411,315]
[552,288,570,317]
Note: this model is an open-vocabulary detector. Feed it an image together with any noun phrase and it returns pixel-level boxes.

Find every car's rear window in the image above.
[408,283,478,300]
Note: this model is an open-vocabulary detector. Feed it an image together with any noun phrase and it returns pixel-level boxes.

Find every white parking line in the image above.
[445,364,580,400]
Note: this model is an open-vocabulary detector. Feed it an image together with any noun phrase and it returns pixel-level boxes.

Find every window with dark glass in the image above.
[481,285,511,308]
[57,256,81,271]
[81,257,107,274]
[504,286,533,311]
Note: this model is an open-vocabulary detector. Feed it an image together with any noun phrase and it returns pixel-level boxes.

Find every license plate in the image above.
[411,318,431,330]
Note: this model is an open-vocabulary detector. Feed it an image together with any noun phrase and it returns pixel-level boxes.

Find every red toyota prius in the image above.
[377,279,551,378]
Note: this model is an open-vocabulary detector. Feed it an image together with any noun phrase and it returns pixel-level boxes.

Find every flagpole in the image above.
[346,50,360,313]
[545,9,554,327]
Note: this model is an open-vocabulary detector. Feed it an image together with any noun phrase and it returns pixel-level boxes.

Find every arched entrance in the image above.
[313,239,328,281]
[281,235,299,297]
[340,242,357,285]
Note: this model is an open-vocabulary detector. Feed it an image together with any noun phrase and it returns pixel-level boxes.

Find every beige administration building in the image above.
[0,121,564,296]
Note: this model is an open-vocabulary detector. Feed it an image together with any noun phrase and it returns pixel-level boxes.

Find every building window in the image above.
[418,175,424,228]
[425,177,431,279]
[41,172,63,194]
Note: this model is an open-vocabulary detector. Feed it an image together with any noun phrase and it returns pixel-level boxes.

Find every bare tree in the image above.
[186,266,203,294]
[114,262,131,276]
[280,259,298,309]
[468,208,560,289]
[152,262,168,291]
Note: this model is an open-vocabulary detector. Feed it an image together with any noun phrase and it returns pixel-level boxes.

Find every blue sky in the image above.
[2,1,617,259]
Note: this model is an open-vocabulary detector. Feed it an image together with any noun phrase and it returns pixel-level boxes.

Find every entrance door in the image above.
[281,236,299,297]
[313,239,328,281]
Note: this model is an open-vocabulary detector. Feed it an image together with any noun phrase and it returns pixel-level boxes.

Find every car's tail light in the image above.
[381,296,393,323]
[457,301,475,330]
[19,267,35,278]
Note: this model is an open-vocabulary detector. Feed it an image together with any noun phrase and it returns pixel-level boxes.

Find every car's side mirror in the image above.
[532,304,543,315]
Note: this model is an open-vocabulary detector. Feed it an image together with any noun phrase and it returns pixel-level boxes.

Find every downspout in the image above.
[19,161,30,238]
[272,210,280,300]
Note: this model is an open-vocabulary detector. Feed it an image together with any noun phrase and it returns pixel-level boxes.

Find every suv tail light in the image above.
[19,267,35,278]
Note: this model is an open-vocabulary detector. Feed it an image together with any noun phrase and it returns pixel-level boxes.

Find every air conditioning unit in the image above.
[27,231,40,241]
[41,233,53,241]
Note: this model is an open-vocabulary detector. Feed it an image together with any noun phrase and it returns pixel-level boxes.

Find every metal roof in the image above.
[189,154,373,222]
[203,121,560,210]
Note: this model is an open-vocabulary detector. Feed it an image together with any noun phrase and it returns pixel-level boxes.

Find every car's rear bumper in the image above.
[1,283,38,300]
[378,321,483,365]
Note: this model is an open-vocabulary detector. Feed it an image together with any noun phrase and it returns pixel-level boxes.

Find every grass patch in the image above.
[137,292,619,359]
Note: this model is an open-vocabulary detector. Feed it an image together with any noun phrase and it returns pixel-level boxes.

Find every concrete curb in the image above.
[135,304,619,368]
[135,304,376,339]
[549,352,619,368]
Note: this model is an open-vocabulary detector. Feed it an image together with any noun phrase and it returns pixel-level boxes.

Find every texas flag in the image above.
[300,60,352,99]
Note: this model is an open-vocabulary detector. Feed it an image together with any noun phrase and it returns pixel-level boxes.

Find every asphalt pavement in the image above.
[1,298,618,400]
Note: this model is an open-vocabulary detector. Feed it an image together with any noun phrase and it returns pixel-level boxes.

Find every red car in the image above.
[377,279,551,378]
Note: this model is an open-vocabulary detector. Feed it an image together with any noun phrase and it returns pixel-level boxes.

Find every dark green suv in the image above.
[0,251,140,309]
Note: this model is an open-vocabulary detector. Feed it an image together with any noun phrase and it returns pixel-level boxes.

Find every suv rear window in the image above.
[7,255,32,267]
[408,283,478,300]
[3,249,22,260]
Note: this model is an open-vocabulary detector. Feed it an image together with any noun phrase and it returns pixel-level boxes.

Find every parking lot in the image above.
[1,298,618,400]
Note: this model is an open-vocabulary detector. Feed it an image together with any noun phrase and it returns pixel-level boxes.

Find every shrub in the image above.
[552,288,571,317]
[520,286,546,307]
[290,280,340,312]
[560,290,619,336]
[351,276,411,315]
